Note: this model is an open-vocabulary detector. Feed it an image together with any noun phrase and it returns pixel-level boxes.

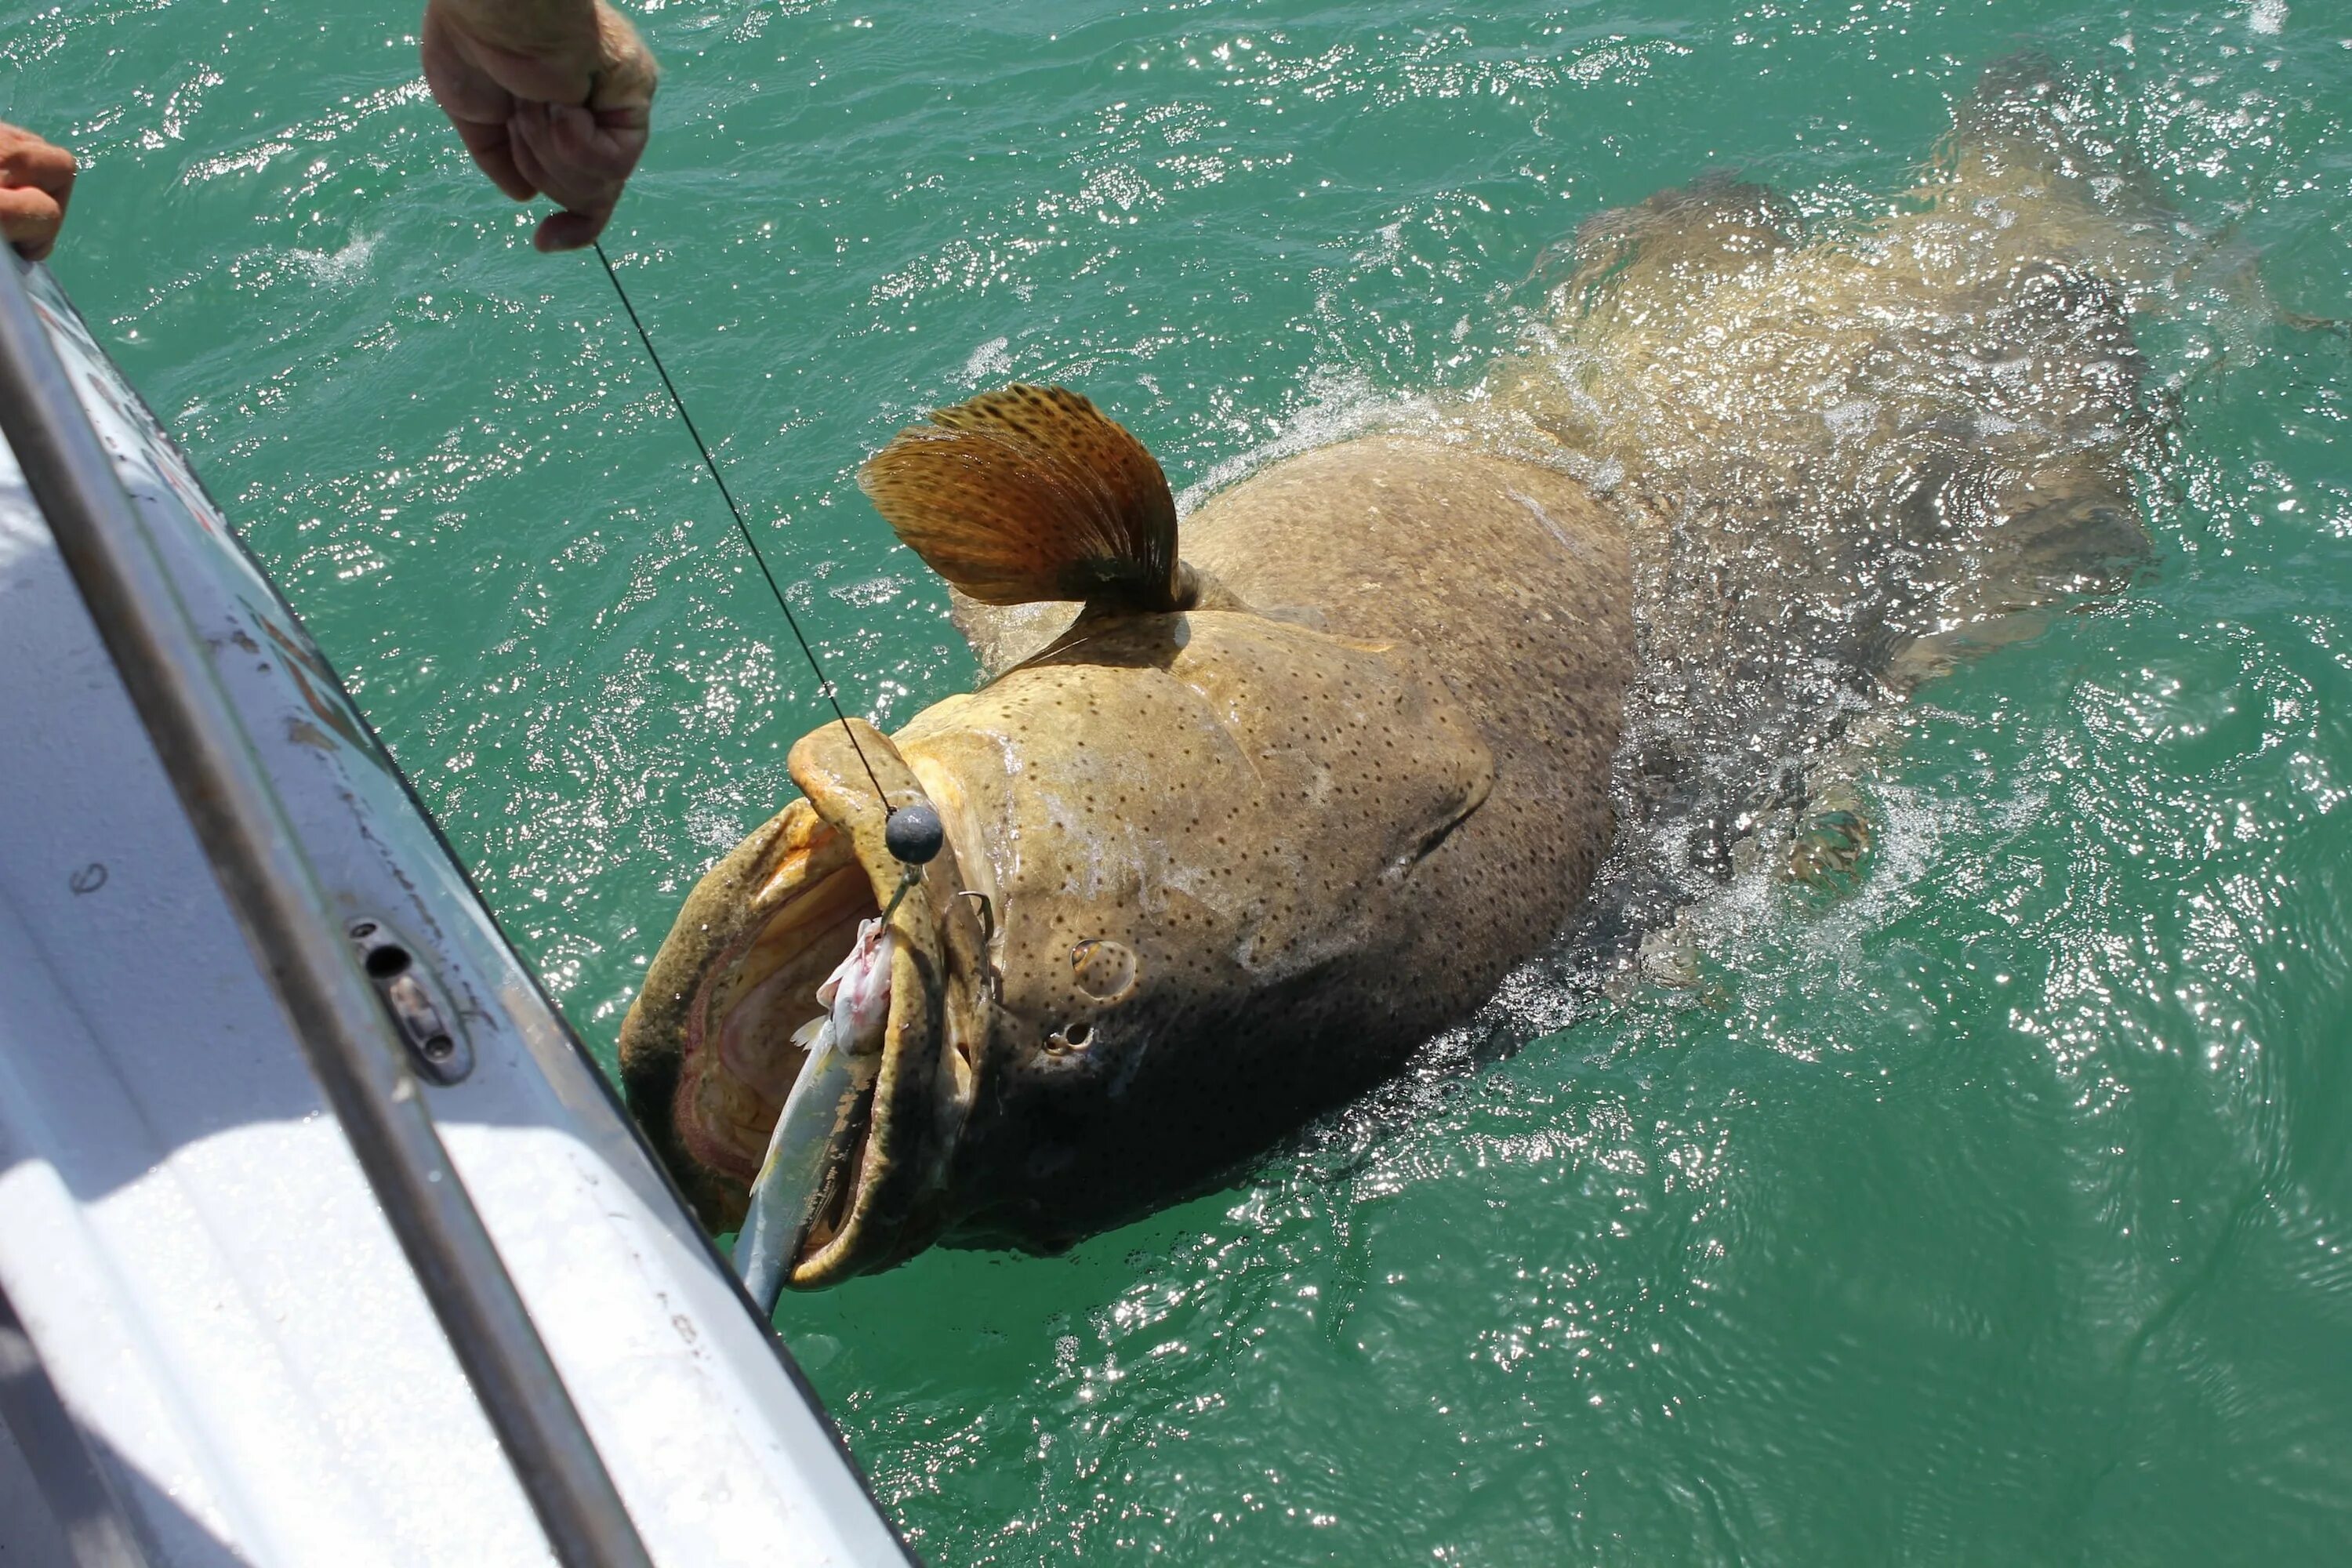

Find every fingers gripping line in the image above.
[0,122,77,263]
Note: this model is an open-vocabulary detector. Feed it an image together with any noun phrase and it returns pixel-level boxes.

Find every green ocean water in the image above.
[13,0,2352,1559]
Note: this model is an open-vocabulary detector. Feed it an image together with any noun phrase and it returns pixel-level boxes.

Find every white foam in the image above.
[961,335,1013,385]
[1171,368,1454,517]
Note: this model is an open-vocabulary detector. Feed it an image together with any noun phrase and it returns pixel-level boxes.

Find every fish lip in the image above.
[775,721,968,1288]
[622,718,979,1283]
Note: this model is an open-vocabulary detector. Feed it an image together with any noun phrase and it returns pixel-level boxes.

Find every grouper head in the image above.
[619,387,1497,1287]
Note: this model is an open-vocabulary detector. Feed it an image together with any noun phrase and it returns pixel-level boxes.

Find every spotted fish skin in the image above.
[909,438,1634,1250]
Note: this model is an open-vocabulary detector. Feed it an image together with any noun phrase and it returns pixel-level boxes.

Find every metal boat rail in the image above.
[0,252,912,1566]
[0,227,649,1568]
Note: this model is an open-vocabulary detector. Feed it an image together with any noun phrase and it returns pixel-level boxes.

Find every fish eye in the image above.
[1071,938,1138,1001]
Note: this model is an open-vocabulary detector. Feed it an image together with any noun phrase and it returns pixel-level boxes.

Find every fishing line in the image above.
[590,238,895,813]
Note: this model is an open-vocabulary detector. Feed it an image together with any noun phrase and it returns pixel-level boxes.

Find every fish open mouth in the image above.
[684,809,880,1273]
[631,720,977,1289]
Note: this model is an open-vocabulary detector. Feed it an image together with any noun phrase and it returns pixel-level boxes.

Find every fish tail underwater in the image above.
[1494,55,2194,960]
[27,0,2352,1560]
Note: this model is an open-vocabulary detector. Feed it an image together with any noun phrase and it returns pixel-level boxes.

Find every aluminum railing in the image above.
[0,251,654,1568]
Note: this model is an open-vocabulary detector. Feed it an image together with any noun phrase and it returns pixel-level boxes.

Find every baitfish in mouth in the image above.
[733,916,895,1310]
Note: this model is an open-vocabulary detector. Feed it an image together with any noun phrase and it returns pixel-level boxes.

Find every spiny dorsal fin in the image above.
[858,384,1181,609]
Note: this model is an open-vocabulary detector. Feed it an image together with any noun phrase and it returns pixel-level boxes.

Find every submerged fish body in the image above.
[619,64,2166,1286]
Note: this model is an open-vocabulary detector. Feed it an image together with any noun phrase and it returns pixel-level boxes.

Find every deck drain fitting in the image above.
[347,919,474,1085]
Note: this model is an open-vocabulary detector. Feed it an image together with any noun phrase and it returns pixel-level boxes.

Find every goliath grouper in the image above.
[620,65,2181,1290]
[624,392,1633,1291]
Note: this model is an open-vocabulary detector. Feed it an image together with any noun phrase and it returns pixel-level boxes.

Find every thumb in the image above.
[0,184,65,261]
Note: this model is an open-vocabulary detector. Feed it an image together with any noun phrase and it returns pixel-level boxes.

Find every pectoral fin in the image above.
[859,384,1185,611]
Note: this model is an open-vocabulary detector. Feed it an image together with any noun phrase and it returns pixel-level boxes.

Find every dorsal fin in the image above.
[858,384,1183,609]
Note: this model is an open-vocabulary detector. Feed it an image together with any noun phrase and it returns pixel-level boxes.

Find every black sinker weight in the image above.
[885,801,946,866]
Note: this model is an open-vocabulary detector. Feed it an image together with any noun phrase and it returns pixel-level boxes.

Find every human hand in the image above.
[0,121,77,263]
[421,0,657,252]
